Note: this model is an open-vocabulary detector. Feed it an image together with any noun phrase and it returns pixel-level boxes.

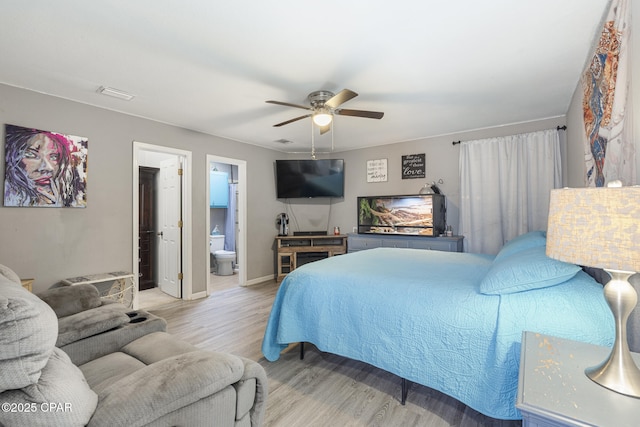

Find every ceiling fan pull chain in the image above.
[311,119,316,159]
[331,122,335,152]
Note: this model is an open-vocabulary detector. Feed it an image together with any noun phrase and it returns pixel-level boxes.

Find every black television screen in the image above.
[275,159,345,198]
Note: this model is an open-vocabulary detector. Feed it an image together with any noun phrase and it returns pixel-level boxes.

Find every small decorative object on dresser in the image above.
[517,332,640,426]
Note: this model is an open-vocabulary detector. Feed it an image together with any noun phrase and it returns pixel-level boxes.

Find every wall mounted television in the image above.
[275,159,345,198]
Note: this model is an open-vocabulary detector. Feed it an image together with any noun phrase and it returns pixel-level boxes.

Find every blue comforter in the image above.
[262,247,614,419]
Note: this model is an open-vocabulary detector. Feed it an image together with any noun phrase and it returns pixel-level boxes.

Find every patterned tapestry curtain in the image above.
[582,0,635,186]
[458,129,562,255]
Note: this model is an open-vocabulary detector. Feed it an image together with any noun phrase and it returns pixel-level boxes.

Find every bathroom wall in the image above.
[209,162,239,265]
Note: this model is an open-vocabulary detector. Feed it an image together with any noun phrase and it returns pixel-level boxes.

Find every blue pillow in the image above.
[494,230,547,261]
[480,246,581,295]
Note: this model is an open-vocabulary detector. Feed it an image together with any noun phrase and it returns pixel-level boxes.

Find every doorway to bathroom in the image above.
[206,155,246,294]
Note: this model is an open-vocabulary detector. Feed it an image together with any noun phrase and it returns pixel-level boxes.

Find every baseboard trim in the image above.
[243,274,275,287]
[189,290,208,300]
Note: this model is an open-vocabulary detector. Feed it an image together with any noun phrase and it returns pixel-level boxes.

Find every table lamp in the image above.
[546,184,640,398]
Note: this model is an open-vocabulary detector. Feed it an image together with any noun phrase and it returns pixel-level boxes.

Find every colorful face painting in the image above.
[3,124,88,207]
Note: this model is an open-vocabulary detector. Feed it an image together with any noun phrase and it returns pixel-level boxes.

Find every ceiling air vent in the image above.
[97,86,135,101]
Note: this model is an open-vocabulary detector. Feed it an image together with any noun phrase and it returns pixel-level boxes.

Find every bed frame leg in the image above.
[299,342,304,360]
[401,378,409,405]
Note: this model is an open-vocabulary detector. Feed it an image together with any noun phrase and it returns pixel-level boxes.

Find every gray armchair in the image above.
[0,265,267,426]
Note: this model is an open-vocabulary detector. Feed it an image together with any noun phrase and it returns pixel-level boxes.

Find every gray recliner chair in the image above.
[0,264,267,427]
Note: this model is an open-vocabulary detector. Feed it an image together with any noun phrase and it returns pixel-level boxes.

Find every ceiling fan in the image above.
[266,89,384,134]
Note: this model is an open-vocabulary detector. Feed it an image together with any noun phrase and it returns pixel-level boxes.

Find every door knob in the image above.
[157,231,164,237]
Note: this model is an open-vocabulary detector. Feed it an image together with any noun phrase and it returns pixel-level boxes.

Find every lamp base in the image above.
[585,270,640,398]
[585,351,640,398]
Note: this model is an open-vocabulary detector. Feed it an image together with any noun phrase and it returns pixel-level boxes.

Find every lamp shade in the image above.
[546,187,640,272]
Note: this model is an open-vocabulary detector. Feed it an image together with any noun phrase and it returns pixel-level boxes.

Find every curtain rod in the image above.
[452,126,567,146]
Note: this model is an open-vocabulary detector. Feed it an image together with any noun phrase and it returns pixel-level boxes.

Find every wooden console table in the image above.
[275,235,347,282]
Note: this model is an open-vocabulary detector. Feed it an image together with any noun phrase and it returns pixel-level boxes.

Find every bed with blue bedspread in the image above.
[262,231,615,420]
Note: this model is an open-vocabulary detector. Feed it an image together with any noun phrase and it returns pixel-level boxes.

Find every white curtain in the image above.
[459,129,562,254]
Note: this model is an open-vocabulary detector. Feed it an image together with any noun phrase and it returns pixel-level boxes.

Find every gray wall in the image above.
[0,84,283,293]
[0,83,576,295]
[635,0,640,185]
[284,116,565,237]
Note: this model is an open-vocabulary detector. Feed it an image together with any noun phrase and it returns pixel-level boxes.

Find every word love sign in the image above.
[401,154,425,179]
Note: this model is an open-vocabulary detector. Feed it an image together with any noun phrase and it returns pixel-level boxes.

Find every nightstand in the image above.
[517,331,640,426]
[20,278,34,292]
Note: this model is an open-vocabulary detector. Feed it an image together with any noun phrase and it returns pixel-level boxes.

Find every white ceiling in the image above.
[0,0,609,153]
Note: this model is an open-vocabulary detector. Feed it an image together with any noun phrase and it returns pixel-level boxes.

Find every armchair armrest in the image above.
[236,356,268,427]
[37,284,103,317]
[61,312,167,366]
[56,303,130,347]
[87,350,245,427]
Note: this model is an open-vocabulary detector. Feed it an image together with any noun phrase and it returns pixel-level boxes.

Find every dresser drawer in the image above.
[381,238,409,248]
[409,239,460,252]
[347,235,383,251]
[348,233,463,253]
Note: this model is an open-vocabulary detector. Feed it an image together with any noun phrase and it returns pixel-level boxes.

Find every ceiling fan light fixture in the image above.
[267,88,383,130]
[312,111,332,127]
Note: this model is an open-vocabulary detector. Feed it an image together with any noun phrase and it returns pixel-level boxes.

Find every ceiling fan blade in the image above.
[266,100,311,111]
[325,89,358,109]
[273,114,311,127]
[319,124,331,135]
[335,108,384,119]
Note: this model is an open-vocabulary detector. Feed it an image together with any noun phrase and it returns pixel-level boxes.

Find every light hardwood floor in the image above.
[138,272,239,310]
[147,280,522,427]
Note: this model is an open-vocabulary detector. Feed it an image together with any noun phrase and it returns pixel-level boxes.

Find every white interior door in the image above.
[158,157,181,298]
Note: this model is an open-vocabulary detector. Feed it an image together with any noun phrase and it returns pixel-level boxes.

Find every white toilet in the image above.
[209,235,236,276]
